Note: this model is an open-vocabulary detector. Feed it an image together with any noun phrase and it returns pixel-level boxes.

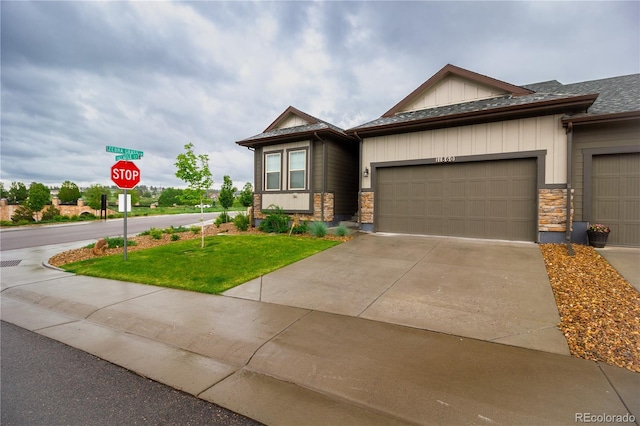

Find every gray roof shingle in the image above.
[352,73,639,132]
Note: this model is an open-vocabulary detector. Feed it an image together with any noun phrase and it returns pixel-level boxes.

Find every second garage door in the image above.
[376,158,537,241]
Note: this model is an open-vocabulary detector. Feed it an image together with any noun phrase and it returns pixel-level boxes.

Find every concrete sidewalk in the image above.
[1,239,639,425]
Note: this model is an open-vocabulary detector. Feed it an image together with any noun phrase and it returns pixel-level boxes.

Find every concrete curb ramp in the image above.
[1,237,639,425]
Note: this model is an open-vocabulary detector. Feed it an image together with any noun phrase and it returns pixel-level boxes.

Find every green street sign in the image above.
[106,145,144,158]
[115,153,141,160]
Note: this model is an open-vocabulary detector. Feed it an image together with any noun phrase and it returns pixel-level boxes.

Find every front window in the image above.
[265,153,281,190]
[288,150,306,190]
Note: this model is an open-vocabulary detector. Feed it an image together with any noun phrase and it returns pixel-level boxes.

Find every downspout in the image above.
[565,122,574,256]
[313,132,326,222]
[353,131,364,226]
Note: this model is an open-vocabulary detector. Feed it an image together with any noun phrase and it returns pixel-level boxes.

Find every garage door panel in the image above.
[592,153,640,246]
[377,159,536,241]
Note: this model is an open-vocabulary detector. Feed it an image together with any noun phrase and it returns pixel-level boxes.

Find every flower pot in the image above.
[587,230,609,248]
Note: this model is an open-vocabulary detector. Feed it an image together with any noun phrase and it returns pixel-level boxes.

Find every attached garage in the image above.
[591,152,640,246]
[376,158,537,241]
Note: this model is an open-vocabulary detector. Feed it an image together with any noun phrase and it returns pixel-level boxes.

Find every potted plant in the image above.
[587,223,610,248]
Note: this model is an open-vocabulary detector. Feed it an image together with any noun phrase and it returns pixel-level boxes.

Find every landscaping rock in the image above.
[92,238,107,256]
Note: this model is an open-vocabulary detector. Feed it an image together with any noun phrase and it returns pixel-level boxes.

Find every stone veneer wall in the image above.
[360,191,374,224]
[252,193,335,223]
[538,188,573,232]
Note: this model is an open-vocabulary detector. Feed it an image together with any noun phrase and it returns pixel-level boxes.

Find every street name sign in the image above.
[106,145,144,158]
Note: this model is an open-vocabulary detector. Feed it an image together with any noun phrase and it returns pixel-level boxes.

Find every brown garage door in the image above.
[377,158,537,241]
[592,153,640,246]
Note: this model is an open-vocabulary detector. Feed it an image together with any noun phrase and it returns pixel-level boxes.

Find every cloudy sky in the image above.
[1,1,638,191]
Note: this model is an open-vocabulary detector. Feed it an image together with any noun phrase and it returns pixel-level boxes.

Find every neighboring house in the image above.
[236,106,359,225]
[238,65,639,246]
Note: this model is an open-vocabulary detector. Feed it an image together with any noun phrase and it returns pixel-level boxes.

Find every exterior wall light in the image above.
[363,167,369,177]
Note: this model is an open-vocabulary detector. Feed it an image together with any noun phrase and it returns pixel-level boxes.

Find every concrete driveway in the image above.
[224,233,570,355]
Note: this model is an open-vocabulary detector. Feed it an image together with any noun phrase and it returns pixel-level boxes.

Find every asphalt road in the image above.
[0,213,221,251]
[1,321,261,426]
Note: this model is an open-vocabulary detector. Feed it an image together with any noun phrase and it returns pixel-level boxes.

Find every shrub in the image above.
[171,234,180,241]
[258,205,290,234]
[309,221,328,238]
[11,205,35,223]
[41,205,61,221]
[149,227,163,240]
[334,224,351,237]
[190,225,201,234]
[233,213,250,231]
[215,212,231,227]
[291,220,308,235]
[103,237,137,249]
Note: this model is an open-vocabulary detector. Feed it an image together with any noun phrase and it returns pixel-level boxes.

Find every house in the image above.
[236,106,359,225]
[238,65,640,246]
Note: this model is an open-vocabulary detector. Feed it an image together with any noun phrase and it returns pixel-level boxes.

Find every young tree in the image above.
[175,143,213,248]
[58,180,81,204]
[239,182,253,208]
[9,181,28,204]
[219,175,237,213]
[27,182,51,221]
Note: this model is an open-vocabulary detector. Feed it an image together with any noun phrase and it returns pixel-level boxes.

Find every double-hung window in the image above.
[288,150,306,190]
[265,153,281,191]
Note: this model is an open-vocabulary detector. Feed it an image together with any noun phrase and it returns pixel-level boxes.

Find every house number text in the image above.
[435,156,456,163]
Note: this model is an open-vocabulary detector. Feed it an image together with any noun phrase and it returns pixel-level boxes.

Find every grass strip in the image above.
[62,234,340,294]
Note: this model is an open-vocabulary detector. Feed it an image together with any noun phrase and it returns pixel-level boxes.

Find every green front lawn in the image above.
[62,235,340,294]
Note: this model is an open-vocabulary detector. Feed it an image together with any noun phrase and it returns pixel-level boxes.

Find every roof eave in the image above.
[562,110,640,126]
[348,94,599,138]
[236,128,356,148]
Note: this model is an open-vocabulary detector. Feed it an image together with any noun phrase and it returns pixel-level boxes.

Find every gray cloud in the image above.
[1,1,638,190]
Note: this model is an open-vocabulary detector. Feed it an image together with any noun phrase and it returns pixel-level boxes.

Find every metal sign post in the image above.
[108,146,143,262]
[123,189,128,261]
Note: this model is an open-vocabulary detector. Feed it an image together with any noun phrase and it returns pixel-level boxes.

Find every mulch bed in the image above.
[540,244,640,373]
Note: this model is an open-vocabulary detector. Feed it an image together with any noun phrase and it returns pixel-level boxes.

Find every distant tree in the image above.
[8,181,28,204]
[58,180,81,204]
[239,182,253,208]
[0,182,9,199]
[219,175,237,212]
[27,182,51,221]
[83,184,111,210]
[158,187,184,207]
[175,143,213,248]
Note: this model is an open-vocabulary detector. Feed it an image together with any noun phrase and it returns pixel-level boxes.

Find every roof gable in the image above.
[264,106,320,132]
[383,64,533,117]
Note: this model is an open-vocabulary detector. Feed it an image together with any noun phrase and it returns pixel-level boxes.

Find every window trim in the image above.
[264,151,282,191]
[287,148,308,190]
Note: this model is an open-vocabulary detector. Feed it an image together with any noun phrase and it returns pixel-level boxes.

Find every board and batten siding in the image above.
[572,121,640,221]
[275,115,309,129]
[399,76,508,113]
[327,141,359,216]
[361,114,567,188]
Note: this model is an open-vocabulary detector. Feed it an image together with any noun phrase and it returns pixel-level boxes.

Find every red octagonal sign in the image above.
[111,160,141,189]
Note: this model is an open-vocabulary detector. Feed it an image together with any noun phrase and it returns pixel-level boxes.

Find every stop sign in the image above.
[111,160,141,189]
